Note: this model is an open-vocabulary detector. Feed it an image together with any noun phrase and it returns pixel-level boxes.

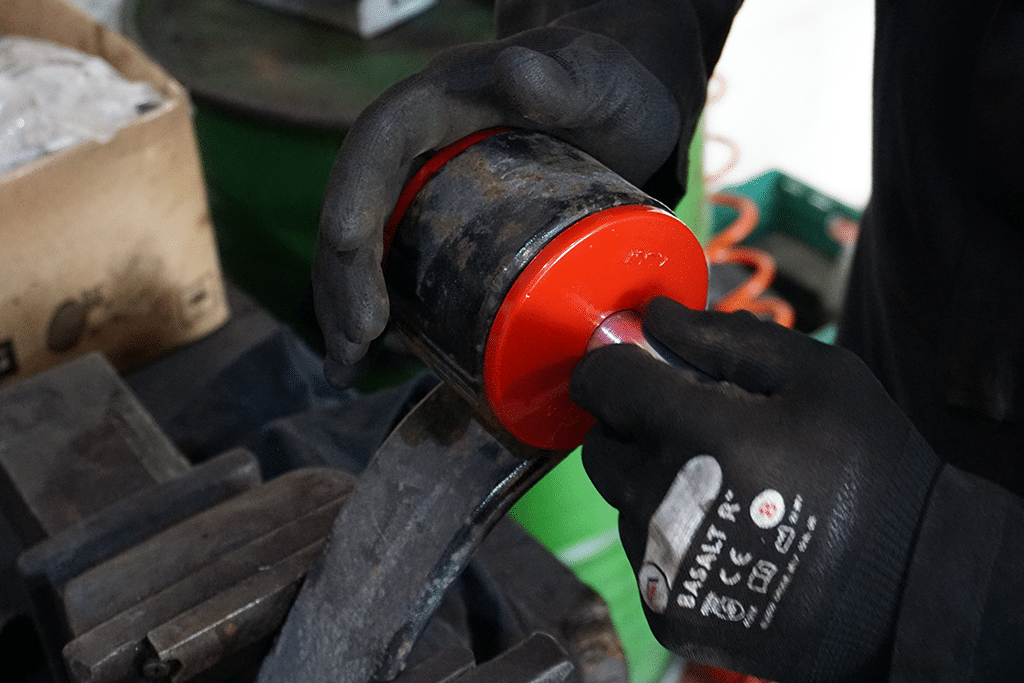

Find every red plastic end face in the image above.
[483,205,709,450]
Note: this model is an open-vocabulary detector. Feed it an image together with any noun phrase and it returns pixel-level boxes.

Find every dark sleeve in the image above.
[889,465,1024,682]
[495,0,744,204]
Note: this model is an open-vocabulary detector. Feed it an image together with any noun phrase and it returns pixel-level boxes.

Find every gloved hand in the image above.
[570,297,942,683]
[314,27,680,376]
[314,1,746,379]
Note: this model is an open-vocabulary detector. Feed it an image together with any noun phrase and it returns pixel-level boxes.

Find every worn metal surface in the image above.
[473,520,628,683]
[393,634,578,683]
[391,646,475,683]
[0,353,191,545]
[384,516,628,683]
[143,542,321,682]
[257,383,564,683]
[124,0,493,129]
[61,467,354,683]
[63,467,353,635]
[385,130,667,417]
[17,448,261,683]
[18,448,261,593]
[452,633,577,683]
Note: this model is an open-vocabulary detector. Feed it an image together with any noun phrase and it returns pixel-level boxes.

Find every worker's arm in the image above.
[569,297,946,682]
[313,1,743,375]
[888,466,1024,683]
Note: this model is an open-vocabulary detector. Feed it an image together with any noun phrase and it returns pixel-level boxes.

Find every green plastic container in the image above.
[709,169,862,337]
[709,169,859,256]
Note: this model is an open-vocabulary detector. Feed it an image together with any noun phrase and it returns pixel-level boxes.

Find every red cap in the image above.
[483,204,708,450]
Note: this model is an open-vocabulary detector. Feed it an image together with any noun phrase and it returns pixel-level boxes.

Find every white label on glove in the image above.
[669,485,816,632]
[750,489,786,529]
[638,455,722,613]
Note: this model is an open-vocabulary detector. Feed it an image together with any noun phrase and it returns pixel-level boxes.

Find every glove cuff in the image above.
[811,428,941,681]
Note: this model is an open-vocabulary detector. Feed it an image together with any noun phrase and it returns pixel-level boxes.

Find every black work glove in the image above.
[569,297,942,683]
[313,1,743,377]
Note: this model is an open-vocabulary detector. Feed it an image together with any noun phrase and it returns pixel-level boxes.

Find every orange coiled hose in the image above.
[705,192,796,329]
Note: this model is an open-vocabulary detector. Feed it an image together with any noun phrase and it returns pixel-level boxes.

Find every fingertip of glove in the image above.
[644,298,766,351]
[570,345,617,410]
[646,295,698,322]
[570,344,651,410]
[495,45,584,126]
[568,346,602,407]
[642,297,708,351]
[494,45,549,88]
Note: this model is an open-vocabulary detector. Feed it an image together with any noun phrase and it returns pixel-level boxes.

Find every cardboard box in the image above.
[0,0,229,387]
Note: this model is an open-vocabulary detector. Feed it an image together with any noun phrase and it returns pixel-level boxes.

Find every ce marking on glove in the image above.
[636,456,818,631]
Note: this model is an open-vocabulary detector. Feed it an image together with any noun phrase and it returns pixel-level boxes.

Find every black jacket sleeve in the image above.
[890,464,1024,682]
[495,0,744,204]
